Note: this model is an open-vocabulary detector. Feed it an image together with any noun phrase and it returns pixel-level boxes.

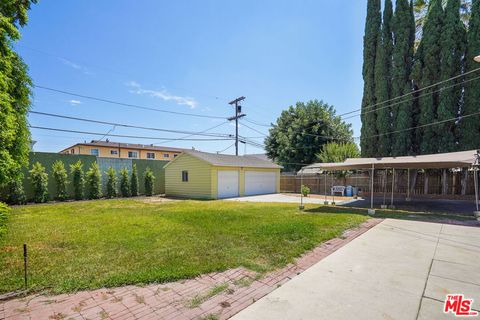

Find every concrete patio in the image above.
[232,219,480,320]
[224,193,353,204]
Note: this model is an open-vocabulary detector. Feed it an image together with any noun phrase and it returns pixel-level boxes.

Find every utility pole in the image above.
[228,96,246,156]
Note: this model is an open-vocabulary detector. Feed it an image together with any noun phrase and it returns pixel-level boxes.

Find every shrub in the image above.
[86,162,102,199]
[120,168,130,197]
[29,162,49,203]
[144,167,155,196]
[6,179,26,205]
[301,184,311,197]
[130,164,139,197]
[52,160,68,201]
[70,160,84,200]
[0,202,11,240]
[105,167,117,198]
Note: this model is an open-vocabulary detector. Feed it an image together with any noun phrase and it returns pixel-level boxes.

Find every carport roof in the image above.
[300,149,480,172]
[181,150,283,169]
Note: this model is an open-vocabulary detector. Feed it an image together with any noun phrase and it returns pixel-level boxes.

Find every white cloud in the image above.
[68,99,82,106]
[126,81,197,109]
[60,58,93,75]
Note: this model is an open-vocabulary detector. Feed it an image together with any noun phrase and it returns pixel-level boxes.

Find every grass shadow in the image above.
[304,205,477,224]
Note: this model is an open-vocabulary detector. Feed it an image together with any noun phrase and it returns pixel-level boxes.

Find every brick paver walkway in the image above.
[1,219,382,320]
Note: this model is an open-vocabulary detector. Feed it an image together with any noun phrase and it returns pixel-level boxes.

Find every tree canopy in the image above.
[0,0,36,186]
[265,100,354,171]
[316,142,360,163]
[361,0,480,156]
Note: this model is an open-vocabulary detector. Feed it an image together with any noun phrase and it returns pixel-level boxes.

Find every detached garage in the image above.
[164,150,282,199]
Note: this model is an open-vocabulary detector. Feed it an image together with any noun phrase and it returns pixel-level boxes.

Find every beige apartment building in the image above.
[59,140,183,160]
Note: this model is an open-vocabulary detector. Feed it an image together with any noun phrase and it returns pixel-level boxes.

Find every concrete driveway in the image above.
[224,193,350,204]
[232,219,480,320]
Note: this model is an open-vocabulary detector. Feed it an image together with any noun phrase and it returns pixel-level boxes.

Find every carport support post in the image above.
[368,164,375,215]
[474,166,479,217]
[406,168,411,201]
[390,168,395,209]
[381,170,387,209]
[324,172,328,205]
[331,171,335,205]
[299,171,304,210]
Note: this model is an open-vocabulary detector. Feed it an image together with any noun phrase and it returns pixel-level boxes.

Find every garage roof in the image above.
[300,149,480,172]
[183,150,282,169]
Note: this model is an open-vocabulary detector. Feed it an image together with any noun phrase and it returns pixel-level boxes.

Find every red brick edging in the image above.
[1,218,383,320]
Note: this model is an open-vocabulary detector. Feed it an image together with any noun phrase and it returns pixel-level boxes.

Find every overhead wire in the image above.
[29,110,233,138]
[34,85,227,120]
[29,125,234,141]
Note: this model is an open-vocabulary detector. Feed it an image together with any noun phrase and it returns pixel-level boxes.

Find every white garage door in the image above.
[245,171,277,196]
[217,170,239,199]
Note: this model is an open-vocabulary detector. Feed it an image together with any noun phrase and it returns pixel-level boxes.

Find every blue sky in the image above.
[17,0,367,155]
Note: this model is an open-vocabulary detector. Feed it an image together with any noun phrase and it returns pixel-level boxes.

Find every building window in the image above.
[173,154,178,158]
[163,153,170,158]
[128,151,138,158]
[110,150,118,155]
[146,152,155,159]
[182,171,188,182]
[90,148,99,156]
[71,149,75,154]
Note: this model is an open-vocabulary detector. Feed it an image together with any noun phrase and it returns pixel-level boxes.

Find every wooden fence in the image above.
[281,169,478,198]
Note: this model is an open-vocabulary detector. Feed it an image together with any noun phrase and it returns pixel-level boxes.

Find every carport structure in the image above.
[300,149,480,215]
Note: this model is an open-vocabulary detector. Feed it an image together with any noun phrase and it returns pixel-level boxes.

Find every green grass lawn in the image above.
[0,199,368,294]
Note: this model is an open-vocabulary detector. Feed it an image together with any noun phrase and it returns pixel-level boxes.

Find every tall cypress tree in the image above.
[460,0,480,150]
[360,0,381,157]
[375,0,394,156]
[437,0,466,153]
[391,0,416,156]
[414,0,444,154]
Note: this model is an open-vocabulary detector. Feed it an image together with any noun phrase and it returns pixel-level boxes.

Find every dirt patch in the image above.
[282,193,360,202]
[138,196,180,204]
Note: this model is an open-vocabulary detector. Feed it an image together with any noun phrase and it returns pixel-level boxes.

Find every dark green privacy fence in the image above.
[1,152,168,202]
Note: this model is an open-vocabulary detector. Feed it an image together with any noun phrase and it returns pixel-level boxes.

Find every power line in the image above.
[29,110,233,138]
[217,143,236,154]
[342,74,480,120]
[154,121,230,145]
[239,121,268,137]
[29,125,234,141]
[18,44,230,103]
[243,118,272,127]
[34,85,227,120]
[357,110,480,141]
[341,66,480,117]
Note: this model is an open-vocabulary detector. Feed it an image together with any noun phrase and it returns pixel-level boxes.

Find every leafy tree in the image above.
[86,162,101,200]
[360,0,382,157]
[316,142,360,163]
[70,160,84,200]
[374,0,394,156]
[391,0,416,156]
[414,0,471,39]
[144,168,155,196]
[130,164,139,197]
[105,167,117,198]
[29,162,48,203]
[413,0,444,154]
[120,168,130,197]
[265,100,353,171]
[301,185,311,197]
[436,0,467,152]
[52,160,68,201]
[6,178,26,205]
[0,1,36,186]
[460,0,480,149]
